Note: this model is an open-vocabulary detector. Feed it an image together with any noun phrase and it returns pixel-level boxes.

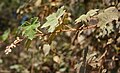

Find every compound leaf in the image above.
[75,9,99,24]
[41,6,65,32]
[21,17,40,40]
[97,7,119,26]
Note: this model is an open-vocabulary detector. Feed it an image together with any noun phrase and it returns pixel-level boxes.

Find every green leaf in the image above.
[97,7,119,26]
[56,6,65,19]
[41,13,58,28]
[10,64,23,72]
[22,24,39,40]
[1,29,10,41]
[75,9,99,24]
[31,17,39,25]
[41,13,58,32]
[21,17,40,40]
[59,67,67,72]
[97,7,119,37]
[0,59,3,64]
[41,6,65,32]
[86,9,99,17]
[75,14,87,23]
[10,65,21,69]
[106,23,114,35]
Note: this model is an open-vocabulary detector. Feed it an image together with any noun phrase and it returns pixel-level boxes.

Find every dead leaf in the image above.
[53,56,61,64]
[43,44,50,56]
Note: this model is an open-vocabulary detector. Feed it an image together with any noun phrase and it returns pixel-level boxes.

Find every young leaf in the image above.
[21,17,40,40]
[41,6,65,32]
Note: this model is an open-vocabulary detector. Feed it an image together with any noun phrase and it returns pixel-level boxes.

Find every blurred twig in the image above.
[35,24,97,37]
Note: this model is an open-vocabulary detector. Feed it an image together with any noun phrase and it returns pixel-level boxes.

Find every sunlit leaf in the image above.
[75,14,87,23]
[107,38,113,45]
[86,9,99,17]
[41,13,58,32]
[97,7,119,37]
[97,7,119,26]
[106,23,114,35]
[59,67,67,72]
[56,6,65,19]
[75,9,99,24]
[41,13,57,28]
[41,6,65,32]
[53,56,61,64]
